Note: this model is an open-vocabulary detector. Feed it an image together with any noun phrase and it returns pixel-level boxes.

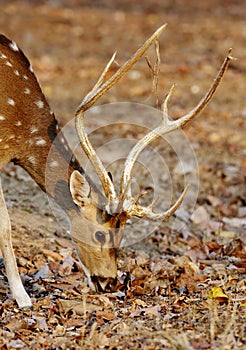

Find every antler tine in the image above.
[162,83,175,121]
[88,51,117,98]
[173,48,234,129]
[75,24,167,209]
[76,23,167,114]
[75,53,119,206]
[120,50,233,199]
[128,184,190,221]
[120,83,176,197]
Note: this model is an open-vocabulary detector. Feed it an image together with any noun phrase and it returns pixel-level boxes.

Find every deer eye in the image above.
[95,231,106,245]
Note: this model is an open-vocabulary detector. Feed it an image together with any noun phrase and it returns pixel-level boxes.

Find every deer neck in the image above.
[13,118,82,213]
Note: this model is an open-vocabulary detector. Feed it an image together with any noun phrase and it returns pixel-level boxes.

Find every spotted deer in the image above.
[0,25,232,307]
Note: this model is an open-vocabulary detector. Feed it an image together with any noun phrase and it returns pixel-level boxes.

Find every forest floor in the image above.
[0,1,245,349]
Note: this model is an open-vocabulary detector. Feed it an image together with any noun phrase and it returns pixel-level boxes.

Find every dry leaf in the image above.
[59,299,102,315]
[208,287,229,302]
[41,249,63,261]
[34,264,53,280]
[96,311,117,321]
[191,206,209,228]
[130,305,161,317]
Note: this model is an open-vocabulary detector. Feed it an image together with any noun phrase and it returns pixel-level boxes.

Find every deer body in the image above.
[0,27,231,308]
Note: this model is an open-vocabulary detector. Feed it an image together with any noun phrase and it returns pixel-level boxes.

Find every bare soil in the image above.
[0,1,245,349]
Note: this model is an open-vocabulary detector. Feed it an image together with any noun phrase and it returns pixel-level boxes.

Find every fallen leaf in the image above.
[219,230,236,238]
[96,311,117,321]
[59,299,102,316]
[34,264,53,280]
[8,339,27,349]
[135,251,150,266]
[207,195,222,207]
[134,298,148,307]
[208,287,229,302]
[204,241,222,255]
[130,305,161,317]
[41,249,63,261]
[223,239,246,258]
[223,217,246,229]
[65,317,85,327]
[191,206,209,229]
[35,317,48,331]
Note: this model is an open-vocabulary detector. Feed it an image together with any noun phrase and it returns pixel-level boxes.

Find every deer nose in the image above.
[91,276,117,293]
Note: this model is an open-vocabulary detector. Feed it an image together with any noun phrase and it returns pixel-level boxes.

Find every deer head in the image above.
[63,24,232,292]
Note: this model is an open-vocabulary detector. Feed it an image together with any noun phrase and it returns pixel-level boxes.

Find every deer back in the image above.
[0,35,58,173]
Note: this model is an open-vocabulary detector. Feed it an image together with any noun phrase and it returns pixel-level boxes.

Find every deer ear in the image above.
[70,170,90,207]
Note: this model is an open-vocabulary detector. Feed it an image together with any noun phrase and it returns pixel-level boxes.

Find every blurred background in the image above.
[1,0,245,123]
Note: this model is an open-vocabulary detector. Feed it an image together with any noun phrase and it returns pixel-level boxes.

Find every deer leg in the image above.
[0,180,32,308]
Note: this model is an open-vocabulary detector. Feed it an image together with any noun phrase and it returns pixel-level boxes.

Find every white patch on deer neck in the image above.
[35,100,44,109]
[9,41,19,52]
[5,61,13,67]
[35,138,46,146]
[28,156,36,165]
[30,126,38,134]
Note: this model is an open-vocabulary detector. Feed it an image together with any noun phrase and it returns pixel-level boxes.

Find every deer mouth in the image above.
[91,276,117,293]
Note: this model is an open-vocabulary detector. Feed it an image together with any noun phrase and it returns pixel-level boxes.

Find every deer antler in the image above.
[119,49,233,220]
[75,24,167,212]
[75,22,232,219]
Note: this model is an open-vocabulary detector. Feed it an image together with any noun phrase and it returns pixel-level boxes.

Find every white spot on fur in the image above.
[14,70,20,76]
[0,139,2,142]
[35,100,44,109]
[50,160,59,168]
[0,53,7,59]
[35,138,46,146]
[0,115,5,121]
[30,126,38,134]
[9,41,19,52]
[5,61,13,67]
[8,135,15,140]
[29,65,34,73]
[24,87,30,94]
[8,98,15,106]
[26,139,33,146]
[28,156,36,165]
[3,145,9,149]
[23,75,28,80]
[15,121,22,126]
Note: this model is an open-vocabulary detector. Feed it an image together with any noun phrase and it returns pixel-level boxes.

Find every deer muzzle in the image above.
[91,275,117,292]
